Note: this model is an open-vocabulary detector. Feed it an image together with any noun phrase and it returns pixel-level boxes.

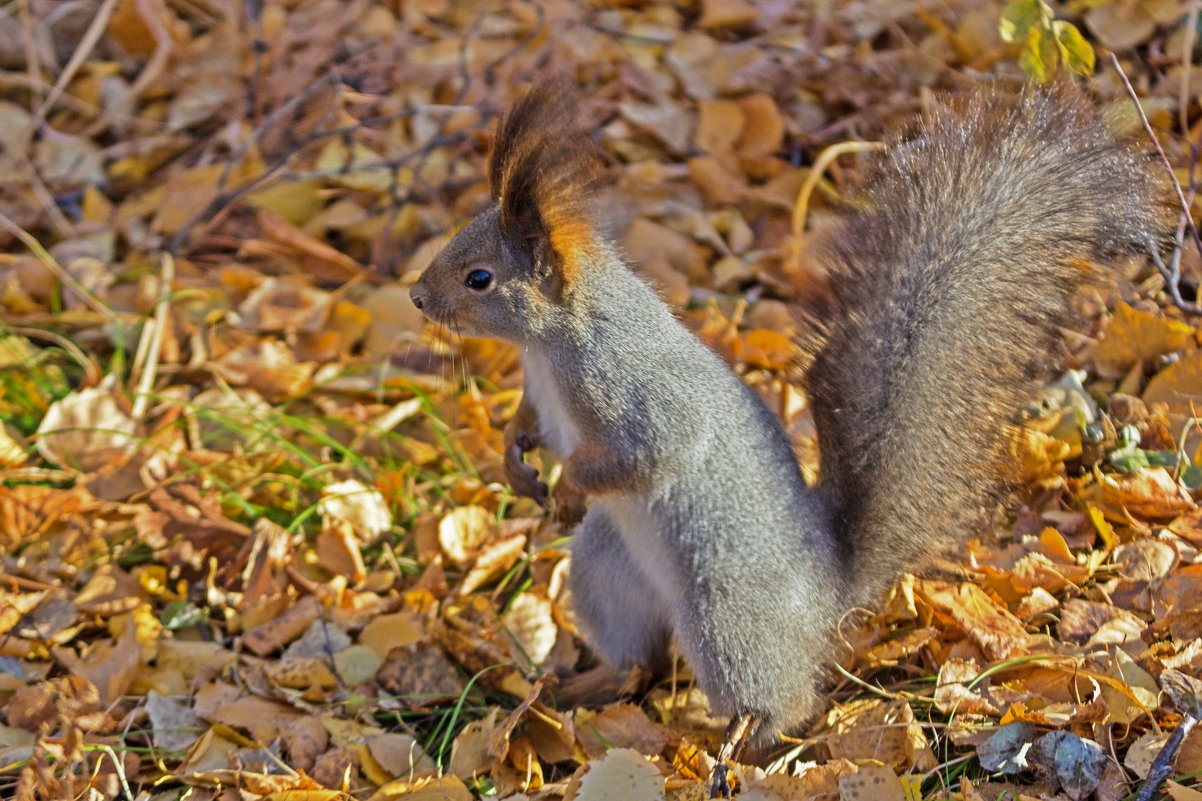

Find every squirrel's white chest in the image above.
[521,351,581,457]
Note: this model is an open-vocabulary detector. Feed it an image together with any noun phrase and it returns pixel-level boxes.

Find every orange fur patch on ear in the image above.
[547,217,592,278]
[489,78,607,285]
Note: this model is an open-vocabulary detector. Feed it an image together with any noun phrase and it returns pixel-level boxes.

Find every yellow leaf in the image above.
[1094,301,1195,377]
[1099,648,1159,725]
[246,178,325,225]
[1144,353,1202,415]
[1039,527,1076,562]
[315,139,396,192]
[838,764,907,801]
[437,505,494,567]
[365,775,473,801]
[82,184,113,224]
[1020,25,1059,83]
[900,774,925,801]
[999,0,1052,44]
[1087,505,1117,550]
[1053,19,1096,76]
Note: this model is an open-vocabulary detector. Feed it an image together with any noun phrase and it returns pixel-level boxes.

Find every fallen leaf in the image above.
[978,722,1037,774]
[320,478,393,545]
[1094,302,1195,377]
[240,595,320,656]
[36,386,137,472]
[921,582,1033,660]
[438,505,495,567]
[145,690,205,754]
[838,763,906,801]
[823,698,934,771]
[375,641,465,708]
[564,747,666,801]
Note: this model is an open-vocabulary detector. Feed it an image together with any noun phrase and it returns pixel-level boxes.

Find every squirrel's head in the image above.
[410,79,605,342]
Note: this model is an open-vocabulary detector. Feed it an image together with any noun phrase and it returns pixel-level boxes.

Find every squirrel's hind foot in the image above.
[709,712,761,798]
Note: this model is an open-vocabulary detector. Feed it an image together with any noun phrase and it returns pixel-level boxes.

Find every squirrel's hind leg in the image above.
[568,505,673,674]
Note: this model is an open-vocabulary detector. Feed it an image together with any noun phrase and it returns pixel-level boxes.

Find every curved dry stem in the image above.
[787,140,885,273]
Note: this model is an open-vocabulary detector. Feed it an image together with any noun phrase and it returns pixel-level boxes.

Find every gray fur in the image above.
[410,81,1168,737]
[808,83,1169,609]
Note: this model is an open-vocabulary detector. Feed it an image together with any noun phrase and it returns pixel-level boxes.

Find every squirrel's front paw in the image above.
[553,480,588,526]
[505,443,548,506]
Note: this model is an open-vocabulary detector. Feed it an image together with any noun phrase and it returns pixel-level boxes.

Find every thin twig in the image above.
[1149,234,1202,314]
[1181,1,1199,135]
[0,209,115,321]
[1111,52,1202,316]
[130,252,175,422]
[1135,716,1198,801]
[218,72,342,191]
[787,140,885,272]
[31,0,119,128]
[15,150,76,240]
[165,161,289,254]
[280,135,467,181]
[7,325,102,386]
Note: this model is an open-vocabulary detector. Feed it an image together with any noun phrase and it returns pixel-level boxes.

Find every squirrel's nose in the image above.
[409,284,425,310]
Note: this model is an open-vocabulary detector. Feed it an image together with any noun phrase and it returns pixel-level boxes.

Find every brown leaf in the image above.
[374,641,464,708]
[256,208,363,283]
[74,565,148,616]
[0,485,92,549]
[8,675,100,733]
[35,387,137,472]
[526,702,577,765]
[697,0,759,32]
[687,155,746,205]
[240,594,320,656]
[208,694,305,744]
[823,698,934,771]
[359,610,427,659]
[365,732,437,781]
[922,582,1032,660]
[1085,468,1195,522]
[281,715,329,773]
[934,658,1000,717]
[448,707,503,779]
[575,705,673,760]
[695,100,745,154]
[735,93,785,159]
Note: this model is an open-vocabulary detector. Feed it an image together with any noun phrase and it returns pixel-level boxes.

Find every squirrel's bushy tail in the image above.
[805,81,1169,604]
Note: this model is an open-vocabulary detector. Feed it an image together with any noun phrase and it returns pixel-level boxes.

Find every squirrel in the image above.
[409,78,1168,756]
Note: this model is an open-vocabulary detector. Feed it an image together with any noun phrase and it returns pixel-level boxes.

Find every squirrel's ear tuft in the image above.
[489,77,606,284]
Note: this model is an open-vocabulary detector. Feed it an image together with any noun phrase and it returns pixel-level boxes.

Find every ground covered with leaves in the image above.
[3,0,1202,799]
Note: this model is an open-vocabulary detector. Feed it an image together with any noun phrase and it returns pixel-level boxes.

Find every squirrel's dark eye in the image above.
[464,269,493,290]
